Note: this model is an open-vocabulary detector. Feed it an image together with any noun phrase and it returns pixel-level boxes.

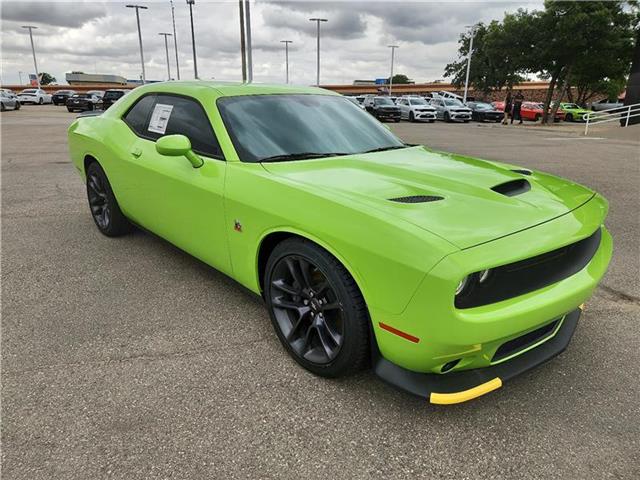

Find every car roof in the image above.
[132,81,337,98]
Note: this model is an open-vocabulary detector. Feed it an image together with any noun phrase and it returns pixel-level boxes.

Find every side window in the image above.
[146,94,223,159]
[124,95,156,137]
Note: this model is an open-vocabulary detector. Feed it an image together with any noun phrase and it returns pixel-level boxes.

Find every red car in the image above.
[492,101,565,122]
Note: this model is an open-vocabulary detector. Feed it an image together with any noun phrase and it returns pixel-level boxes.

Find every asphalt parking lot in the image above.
[2,105,639,479]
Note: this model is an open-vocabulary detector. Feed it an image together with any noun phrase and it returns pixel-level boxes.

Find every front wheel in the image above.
[409,111,415,123]
[565,113,573,122]
[265,238,370,378]
[38,97,43,105]
[15,101,20,110]
[535,114,541,122]
[86,161,132,237]
[444,111,451,122]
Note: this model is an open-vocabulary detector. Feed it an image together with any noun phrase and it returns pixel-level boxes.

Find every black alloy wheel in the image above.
[39,97,43,104]
[85,161,132,236]
[265,238,370,377]
[566,113,573,122]
[444,111,451,122]
[409,111,415,122]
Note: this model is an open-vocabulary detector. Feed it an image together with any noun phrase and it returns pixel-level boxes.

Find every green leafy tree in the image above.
[39,72,56,85]
[387,74,412,84]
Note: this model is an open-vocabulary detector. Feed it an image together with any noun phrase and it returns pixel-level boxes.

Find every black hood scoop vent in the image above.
[491,179,531,197]
[390,195,443,204]
[510,168,532,176]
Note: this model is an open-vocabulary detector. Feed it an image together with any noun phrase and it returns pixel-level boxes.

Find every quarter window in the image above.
[123,95,156,136]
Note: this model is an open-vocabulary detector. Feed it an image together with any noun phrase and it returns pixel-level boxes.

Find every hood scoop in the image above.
[389,195,443,204]
[510,168,532,176]
[491,179,531,197]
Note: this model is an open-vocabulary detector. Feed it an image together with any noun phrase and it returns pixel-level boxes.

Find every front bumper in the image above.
[369,194,611,376]
[449,111,471,121]
[375,307,581,404]
[414,110,437,121]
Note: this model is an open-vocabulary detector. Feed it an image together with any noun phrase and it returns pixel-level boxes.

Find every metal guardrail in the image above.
[584,103,640,135]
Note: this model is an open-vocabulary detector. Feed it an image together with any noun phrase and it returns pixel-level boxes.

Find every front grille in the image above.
[455,228,602,309]
[492,319,559,362]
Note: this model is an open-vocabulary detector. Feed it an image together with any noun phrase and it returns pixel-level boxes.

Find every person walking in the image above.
[502,91,513,125]
[511,90,524,124]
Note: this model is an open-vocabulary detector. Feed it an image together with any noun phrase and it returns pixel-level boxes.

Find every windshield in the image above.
[474,102,493,110]
[374,97,394,105]
[409,98,427,105]
[444,99,463,106]
[562,103,579,109]
[104,91,123,99]
[217,94,406,163]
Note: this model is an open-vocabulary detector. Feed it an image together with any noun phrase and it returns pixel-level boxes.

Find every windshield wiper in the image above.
[362,145,409,154]
[258,152,350,163]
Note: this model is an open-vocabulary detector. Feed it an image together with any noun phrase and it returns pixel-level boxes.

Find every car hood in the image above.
[261,146,595,249]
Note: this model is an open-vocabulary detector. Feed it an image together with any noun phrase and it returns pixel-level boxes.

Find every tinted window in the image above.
[124,95,156,136]
[104,91,124,100]
[143,94,222,159]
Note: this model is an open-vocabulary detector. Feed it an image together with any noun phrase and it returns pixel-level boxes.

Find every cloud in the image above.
[1,1,107,29]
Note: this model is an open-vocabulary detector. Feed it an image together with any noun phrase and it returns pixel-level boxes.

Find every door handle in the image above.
[131,147,142,158]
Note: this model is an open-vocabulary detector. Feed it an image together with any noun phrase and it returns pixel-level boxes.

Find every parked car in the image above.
[430,98,472,122]
[363,96,401,122]
[590,98,624,112]
[520,102,565,122]
[66,93,103,112]
[396,96,436,122]
[467,101,503,122]
[557,102,591,122]
[17,88,52,105]
[345,96,365,109]
[67,82,612,404]
[103,89,129,109]
[1,90,21,111]
[52,89,76,105]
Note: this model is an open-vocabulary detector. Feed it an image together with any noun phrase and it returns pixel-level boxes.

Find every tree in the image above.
[39,72,56,85]
[387,74,411,84]
[444,19,528,96]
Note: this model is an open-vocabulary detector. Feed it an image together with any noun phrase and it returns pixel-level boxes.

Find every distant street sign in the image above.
[375,78,387,85]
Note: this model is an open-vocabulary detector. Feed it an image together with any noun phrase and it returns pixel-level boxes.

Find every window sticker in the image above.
[148,103,174,134]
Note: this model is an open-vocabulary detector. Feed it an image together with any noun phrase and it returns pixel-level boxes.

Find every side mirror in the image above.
[155,134,203,168]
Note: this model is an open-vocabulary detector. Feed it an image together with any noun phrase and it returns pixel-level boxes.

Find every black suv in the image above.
[52,90,76,105]
[102,89,128,110]
[363,96,401,122]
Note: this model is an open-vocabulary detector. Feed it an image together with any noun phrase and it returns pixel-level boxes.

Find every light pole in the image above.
[159,33,173,80]
[126,5,148,84]
[18,71,24,85]
[388,45,398,96]
[170,0,180,80]
[186,0,198,79]
[309,18,327,86]
[280,40,292,83]
[245,0,253,82]
[21,25,40,88]
[463,24,477,103]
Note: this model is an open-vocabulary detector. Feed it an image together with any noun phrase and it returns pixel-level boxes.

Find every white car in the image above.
[17,88,52,105]
[430,98,472,122]
[345,96,365,109]
[396,96,437,122]
[1,90,21,111]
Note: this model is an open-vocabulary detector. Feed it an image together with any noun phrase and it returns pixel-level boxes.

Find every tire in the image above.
[566,113,573,122]
[444,111,451,123]
[1,103,5,112]
[264,238,370,378]
[394,118,400,123]
[85,161,133,237]
[88,103,94,111]
[463,120,470,123]
[429,119,435,123]
[15,102,20,110]
[38,97,43,105]
[409,111,415,123]
[67,108,73,112]
[535,114,541,122]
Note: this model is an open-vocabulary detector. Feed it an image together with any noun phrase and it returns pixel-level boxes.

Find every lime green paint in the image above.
[559,102,592,122]
[67,81,612,374]
[155,134,203,168]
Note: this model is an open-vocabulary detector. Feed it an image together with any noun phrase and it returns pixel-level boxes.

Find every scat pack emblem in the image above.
[233,220,243,232]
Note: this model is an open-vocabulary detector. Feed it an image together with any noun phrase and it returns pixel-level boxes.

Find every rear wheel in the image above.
[566,113,573,122]
[535,113,541,122]
[265,238,370,378]
[38,97,43,105]
[86,161,132,237]
[1,103,5,112]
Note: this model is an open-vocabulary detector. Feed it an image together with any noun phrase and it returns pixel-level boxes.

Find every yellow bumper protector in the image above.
[430,377,502,405]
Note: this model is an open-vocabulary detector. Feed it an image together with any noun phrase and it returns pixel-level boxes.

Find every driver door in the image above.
[115,93,231,275]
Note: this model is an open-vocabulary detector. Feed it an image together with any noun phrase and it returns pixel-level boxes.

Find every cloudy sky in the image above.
[1,0,542,86]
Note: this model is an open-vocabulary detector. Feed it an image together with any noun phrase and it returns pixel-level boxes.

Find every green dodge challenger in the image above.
[68,82,612,404]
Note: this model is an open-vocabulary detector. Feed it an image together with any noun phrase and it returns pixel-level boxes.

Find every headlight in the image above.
[456,269,492,297]
[478,269,491,283]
